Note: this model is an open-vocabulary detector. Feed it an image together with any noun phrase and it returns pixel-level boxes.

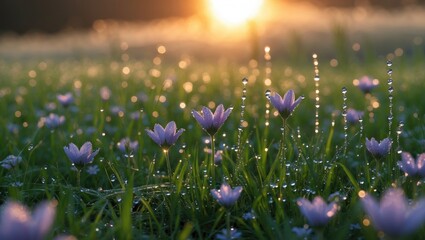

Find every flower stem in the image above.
[315,228,324,240]
[76,169,81,187]
[280,119,286,166]
[226,210,231,239]
[211,134,216,185]
[164,149,172,181]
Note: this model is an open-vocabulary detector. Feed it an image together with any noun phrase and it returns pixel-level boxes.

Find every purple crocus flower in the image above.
[292,227,313,238]
[64,142,99,167]
[57,93,74,107]
[398,152,425,178]
[192,104,232,136]
[100,86,111,101]
[43,113,65,129]
[346,108,364,125]
[145,121,184,150]
[211,183,243,208]
[86,165,100,175]
[365,137,392,159]
[1,155,22,169]
[355,76,378,94]
[269,90,302,120]
[360,188,425,237]
[117,138,139,153]
[215,228,242,240]
[204,148,223,165]
[297,196,339,227]
[0,201,56,240]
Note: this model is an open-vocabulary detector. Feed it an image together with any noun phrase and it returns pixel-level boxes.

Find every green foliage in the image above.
[1,42,425,240]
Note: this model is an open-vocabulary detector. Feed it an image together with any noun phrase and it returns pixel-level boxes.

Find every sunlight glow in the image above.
[208,0,264,26]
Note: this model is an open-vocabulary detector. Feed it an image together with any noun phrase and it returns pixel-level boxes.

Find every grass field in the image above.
[1,6,425,239]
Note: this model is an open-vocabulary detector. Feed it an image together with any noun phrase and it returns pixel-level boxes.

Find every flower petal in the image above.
[146,129,161,146]
[192,109,207,128]
[213,104,224,128]
[283,90,295,109]
[398,152,417,176]
[269,93,283,112]
[201,106,214,129]
[31,201,56,239]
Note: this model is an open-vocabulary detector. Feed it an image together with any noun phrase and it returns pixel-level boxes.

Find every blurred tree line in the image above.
[0,0,423,34]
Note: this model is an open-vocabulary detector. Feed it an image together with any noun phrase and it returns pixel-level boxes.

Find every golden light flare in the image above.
[208,0,264,26]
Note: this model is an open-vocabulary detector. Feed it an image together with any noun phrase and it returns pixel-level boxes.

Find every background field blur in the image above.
[1,0,424,63]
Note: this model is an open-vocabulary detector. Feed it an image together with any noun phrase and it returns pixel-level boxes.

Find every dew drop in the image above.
[265,89,271,99]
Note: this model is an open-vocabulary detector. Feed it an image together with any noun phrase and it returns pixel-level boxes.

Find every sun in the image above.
[208,0,264,26]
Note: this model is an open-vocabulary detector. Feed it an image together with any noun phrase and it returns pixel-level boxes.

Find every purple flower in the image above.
[292,227,313,238]
[192,104,232,136]
[365,137,392,159]
[146,121,184,150]
[211,183,243,208]
[1,155,22,169]
[43,113,65,129]
[7,123,19,134]
[398,152,425,178]
[0,201,56,240]
[64,142,99,167]
[346,108,364,125]
[117,138,139,153]
[57,93,74,107]
[204,148,223,165]
[297,196,339,227]
[215,228,242,240]
[355,76,378,94]
[360,188,425,237]
[100,86,111,101]
[86,165,100,175]
[269,90,302,120]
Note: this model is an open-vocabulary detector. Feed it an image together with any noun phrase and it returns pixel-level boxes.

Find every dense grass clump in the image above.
[1,46,425,240]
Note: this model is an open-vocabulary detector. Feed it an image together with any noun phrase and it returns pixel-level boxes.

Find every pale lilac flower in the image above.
[129,111,141,120]
[365,137,392,159]
[44,102,57,111]
[64,142,99,167]
[242,210,256,220]
[211,183,243,208]
[43,113,65,129]
[215,228,242,240]
[297,196,339,227]
[269,90,303,120]
[57,93,74,107]
[192,104,232,136]
[0,201,56,240]
[7,123,19,134]
[1,155,22,169]
[86,165,100,175]
[346,108,364,125]
[355,76,378,94]
[360,188,425,237]
[117,138,139,153]
[146,121,184,150]
[110,106,124,116]
[204,148,223,164]
[398,152,425,178]
[292,227,313,238]
[100,86,111,101]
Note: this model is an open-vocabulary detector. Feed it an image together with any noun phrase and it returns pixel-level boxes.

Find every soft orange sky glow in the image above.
[208,0,264,26]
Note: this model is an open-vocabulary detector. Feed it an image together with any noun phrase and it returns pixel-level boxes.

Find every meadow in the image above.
[1,29,425,240]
